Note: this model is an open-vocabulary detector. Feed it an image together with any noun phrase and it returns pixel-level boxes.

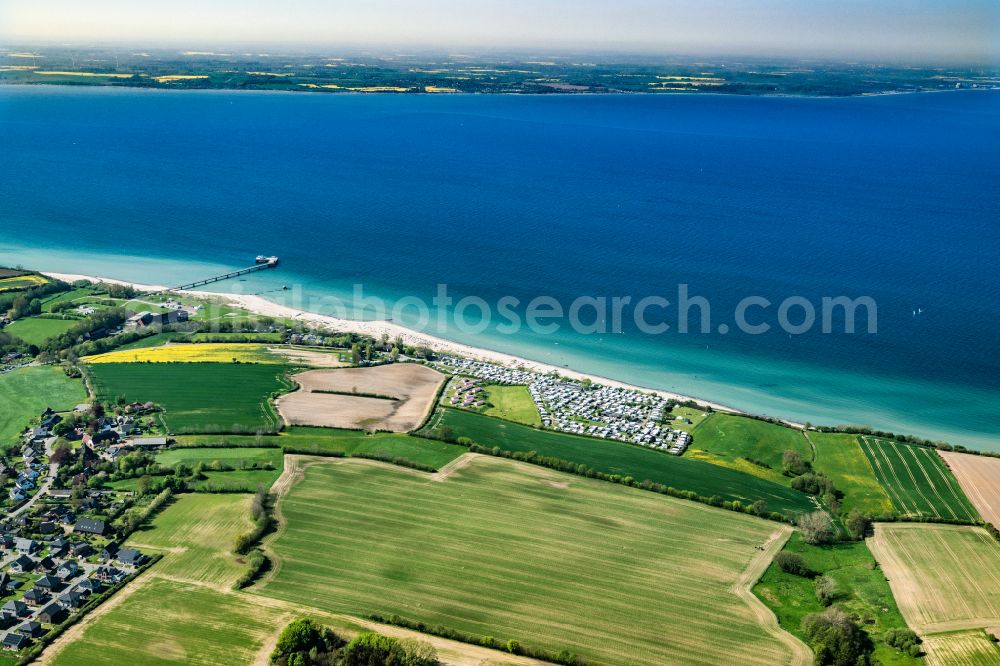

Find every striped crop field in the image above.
[923,630,1000,666]
[255,455,807,666]
[868,524,1000,634]
[858,436,979,521]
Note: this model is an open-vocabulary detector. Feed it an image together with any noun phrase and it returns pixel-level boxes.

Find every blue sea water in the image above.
[1,86,998,450]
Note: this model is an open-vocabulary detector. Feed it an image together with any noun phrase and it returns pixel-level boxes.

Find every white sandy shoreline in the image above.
[43,270,759,419]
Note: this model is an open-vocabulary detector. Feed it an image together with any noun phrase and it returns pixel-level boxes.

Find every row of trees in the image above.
[270,618,438,666]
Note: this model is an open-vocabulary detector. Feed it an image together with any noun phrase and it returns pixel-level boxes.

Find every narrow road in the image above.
[9,436,60,519]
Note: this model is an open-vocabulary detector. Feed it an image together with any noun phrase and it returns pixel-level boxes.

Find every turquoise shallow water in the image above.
[1,86,998,450]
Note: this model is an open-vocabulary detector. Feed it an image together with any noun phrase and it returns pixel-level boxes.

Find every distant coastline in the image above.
[3,80,998,99]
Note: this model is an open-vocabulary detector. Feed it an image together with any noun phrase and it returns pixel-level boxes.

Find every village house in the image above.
[34,575,63,592]
[22,588,48,607]
[56,560,78,580]
[57,590,84,610]
[73,518,106,536]
[2,631,27,651]
[15,621,43,638]
[8,555,34,575]
[37,603,65,625]
[0,601,27,618]
[14,539,40,555]
[116,548,146,567]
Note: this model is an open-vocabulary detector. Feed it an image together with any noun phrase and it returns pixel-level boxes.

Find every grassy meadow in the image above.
[808,432,894,516]
[859,437,979,521]
[3,316,79,345]
[753,532,919,666]
[0,365,86,449]
[687,413,811,483]
[481,384,542,426]
[425,407,816,518]
[256,455,799,666]
[124,494,255,587]
[87,362,292,433]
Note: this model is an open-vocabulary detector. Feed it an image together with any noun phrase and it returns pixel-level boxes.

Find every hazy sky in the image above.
[2,0,997,62]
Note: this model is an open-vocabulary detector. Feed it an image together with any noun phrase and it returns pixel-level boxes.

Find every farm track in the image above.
[738,526,812,666]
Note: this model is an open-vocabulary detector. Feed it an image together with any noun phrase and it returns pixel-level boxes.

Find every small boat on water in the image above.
[255,255,280,266]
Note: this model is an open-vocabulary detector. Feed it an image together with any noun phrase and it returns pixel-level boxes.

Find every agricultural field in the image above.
[277,364,445,432]
[481,384,542,426]
[84,343,283,364]
[424,407,817,518]
[87,362,292,433]
[687,413,811,483]
[0,365,86,449]
[3,315,78,345]
[124,493,255,587]
[938,451,1000,526]
[256,455,807,666]
[753,532,919,666]
[0,272,49,291]
[809,432,894,516]
[859,437,979,521]
[44,577,290,666]
[174,426,466,470]
[923,630,1000,666]
[868,524,1000,634]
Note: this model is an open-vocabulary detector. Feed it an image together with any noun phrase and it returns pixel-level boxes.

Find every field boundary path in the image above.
[738,525,813,666]
[432,452,479,481]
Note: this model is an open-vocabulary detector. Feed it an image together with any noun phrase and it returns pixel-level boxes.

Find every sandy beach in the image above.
[43,270,749,416]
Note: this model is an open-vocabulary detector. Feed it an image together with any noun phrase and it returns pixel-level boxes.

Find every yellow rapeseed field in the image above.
[154,75,209,83]
[36,71,133,78]
[84,343,280,365]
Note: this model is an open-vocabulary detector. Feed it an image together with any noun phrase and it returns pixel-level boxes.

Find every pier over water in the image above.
[170,256,278,291]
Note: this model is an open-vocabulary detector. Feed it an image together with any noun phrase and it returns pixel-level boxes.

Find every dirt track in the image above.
[733,525,813,666]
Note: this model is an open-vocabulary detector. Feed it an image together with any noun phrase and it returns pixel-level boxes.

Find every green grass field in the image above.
[157,446,284,469]
[48,577,287,666]
[687,413,811,483]
[87,362,292,434]
[174,426,467,470]
[753,533,919,666]
[3,316,79,345]
[257,455,799,666]
[125,493,254,586]
[0,365,86,450]
[481,384,541,426]
[808,432,894,515]
[859,437,979,521]
[425,408,816,518]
